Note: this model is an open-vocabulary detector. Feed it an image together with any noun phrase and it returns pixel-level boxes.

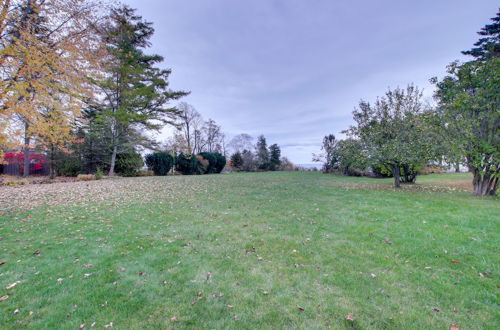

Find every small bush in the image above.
[230,152,243,169]
[145,152,174,176]
[115,152,144,177]
[95,167,104,180]
[57,157,83,177]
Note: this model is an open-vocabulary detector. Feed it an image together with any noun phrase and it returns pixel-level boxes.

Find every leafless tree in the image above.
[203,119,222,153]
[176,102,202,154]
[228,133,254,154]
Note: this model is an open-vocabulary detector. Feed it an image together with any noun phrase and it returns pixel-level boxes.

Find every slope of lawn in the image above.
[0,172,498,329]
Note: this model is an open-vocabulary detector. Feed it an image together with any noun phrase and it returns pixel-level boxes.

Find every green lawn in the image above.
[0,172,498,329]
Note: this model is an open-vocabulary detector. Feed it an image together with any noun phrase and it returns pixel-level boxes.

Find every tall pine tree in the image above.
[94,6,188,175]
[268,143,281,171]
[256,135,269,170]
[462,9,499,60]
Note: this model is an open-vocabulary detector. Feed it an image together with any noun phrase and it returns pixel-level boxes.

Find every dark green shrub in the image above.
[115,152,144,177]
[145,152,174,176]
[230,152,243,169]
[198,152,226,174]
[95,167,104,180]
[198,152,217,173]
[214,153,226,173]
[56,157,83,177]
[175,153,202,175]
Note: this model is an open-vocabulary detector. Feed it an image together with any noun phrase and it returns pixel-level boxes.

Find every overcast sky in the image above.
[124,0,498,164]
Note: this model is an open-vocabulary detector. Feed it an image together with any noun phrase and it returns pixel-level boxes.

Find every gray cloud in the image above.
[125,0,498,163]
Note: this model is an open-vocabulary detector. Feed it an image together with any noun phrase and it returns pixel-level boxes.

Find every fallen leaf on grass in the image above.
[451,259,459,263]
[298,307,305,312]
[433,308,440,313]
[345,312,355,322]
[139,272,145,276]
[82,264,94,268]
[33,250,41,255]
[370,273,376,279]
[170,316,177,322]
[56,278,64,283]
[79,324,85,329]
[227,305,234,308]
[6,281,20,289]
[450,325,459,330]
[479,273,484,278]
[13,309,20,314]
[383,238,392,245]
[0,295,8,302]
[104,322,113,328]
[0,261,6,266]
[119,267,125,271]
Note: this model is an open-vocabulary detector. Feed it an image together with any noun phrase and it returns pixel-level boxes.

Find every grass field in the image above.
[0,172,498,329]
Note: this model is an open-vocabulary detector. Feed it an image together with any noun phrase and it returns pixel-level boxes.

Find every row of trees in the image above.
[0,1,188,178]
[163,103,293,173]
[229,135,289,172]
[166,108,292,173]
[145,151,226,176]
[165,102,226,156]
[315,10,499,196]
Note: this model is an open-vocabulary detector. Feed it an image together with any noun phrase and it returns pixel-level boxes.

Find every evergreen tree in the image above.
[230,151,243,169]
[268,143,281,171]
[462,9,499,60]
[256,135,269,170]
[94,6,188,175]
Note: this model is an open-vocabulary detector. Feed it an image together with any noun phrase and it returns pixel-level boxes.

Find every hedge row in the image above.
[145,152,226,176]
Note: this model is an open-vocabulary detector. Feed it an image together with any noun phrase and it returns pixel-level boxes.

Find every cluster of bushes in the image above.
[228,135,288,172]
[55,150,144,178]
[144,151,226,176]
[54,150,227,178]
[145,152,174,176]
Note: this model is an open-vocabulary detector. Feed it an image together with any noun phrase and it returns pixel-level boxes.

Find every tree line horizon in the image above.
[0,1,498,195]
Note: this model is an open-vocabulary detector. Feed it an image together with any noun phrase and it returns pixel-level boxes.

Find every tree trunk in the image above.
[23,124,30,177]
[472,169,498,196]
[455,161,460,173]
[393,165,401,188]
[49,145,56,179]
[109,145,117,176]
